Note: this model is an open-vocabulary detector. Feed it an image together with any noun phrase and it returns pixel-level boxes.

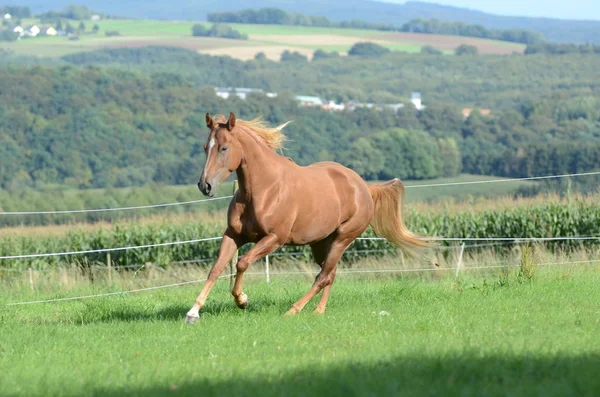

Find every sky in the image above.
[385,0,600,21]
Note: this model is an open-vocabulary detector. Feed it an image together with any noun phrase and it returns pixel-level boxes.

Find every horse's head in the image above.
[198,112,243,197]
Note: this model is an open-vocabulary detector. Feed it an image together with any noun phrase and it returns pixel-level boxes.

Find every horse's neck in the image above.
[236,129,286,201]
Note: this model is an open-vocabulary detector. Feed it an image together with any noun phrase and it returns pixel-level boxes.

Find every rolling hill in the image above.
[22,0,600,44]
[0,19,525,59]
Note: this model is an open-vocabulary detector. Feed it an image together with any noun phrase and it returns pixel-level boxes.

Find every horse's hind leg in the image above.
[314,269,336,314]
[309,238,337,315]
[285,237,349,316]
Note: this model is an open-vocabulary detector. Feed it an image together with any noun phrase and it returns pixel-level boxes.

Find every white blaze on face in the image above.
[203,138,216,180]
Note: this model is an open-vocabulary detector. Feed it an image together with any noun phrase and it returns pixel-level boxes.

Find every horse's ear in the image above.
[205,113,215,130]
[226,112,236,131]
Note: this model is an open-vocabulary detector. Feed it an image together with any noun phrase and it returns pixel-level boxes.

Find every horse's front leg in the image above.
[232,233,280,309]
[185,231,240,323]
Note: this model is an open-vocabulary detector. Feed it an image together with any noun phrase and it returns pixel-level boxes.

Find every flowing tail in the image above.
[368,178,433,255]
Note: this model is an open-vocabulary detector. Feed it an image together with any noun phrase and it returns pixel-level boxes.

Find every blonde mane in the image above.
[215,115,290,150]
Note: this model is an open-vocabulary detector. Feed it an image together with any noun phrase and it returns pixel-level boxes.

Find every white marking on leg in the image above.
[186,306,200,318]
[203,138,216,180]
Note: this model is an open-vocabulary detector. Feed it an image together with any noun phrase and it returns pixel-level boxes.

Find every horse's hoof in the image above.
[284,308,298,316]
[184,315,199,324]
[236,293,249,310]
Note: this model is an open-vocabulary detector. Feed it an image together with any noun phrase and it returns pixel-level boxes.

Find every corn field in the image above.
[0,198,599,270]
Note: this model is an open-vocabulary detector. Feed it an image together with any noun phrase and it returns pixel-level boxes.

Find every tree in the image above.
[420,45,443,55]
[312,49,340,61]
[78,21,86,34]
[348,42,390,58]
[92,24,99,34]
[280,50,308,62]
[192,24,207,37]
[455,44,479,56]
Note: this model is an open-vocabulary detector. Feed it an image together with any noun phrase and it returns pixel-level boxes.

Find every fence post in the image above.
[265,255,270,283]
[29,268,35,291]
[455,243,465,279]
[230,179,239,291]
[145,262,153,279]
[107,253,112,282]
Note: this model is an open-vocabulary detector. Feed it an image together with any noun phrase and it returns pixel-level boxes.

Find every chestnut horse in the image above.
[184,112,428,323]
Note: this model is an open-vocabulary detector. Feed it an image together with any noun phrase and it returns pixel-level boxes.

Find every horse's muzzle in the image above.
[198,180,216,197]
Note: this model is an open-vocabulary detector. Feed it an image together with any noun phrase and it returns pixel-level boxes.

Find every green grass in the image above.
[1,267,599,396]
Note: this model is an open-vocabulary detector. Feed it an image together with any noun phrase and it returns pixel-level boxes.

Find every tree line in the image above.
[401,19,545,45]
[192,23,247,40]
[206,8,545,45]
[1,57,599,192]
[525,42,600,55]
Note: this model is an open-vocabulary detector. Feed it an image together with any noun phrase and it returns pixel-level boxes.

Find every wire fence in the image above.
[1,170,598,216]
[1,170,600,306]
[3,257,600,307]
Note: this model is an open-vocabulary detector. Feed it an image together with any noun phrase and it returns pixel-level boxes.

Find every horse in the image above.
[184,112,429,323]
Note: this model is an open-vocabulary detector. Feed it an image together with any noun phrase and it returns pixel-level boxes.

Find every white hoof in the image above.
[236,293,249,310]
[184,314,199,324]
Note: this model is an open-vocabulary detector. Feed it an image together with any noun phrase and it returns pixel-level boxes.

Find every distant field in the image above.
[1,19,525,60]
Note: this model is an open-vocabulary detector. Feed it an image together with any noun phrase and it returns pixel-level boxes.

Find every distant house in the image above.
[91,14,101,21]
[322,100,345,111]
[3,13,11,20]
[12,26,23,35]
[214,87,277,100]
[23,24,40,37]
[40,26,58,36]
[410,92,425,111]
[462,108,492,119]
[296,95,324,108]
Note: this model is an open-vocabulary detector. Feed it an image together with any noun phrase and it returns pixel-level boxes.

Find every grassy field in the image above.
[1,264,599,396]
[2,18,525,60]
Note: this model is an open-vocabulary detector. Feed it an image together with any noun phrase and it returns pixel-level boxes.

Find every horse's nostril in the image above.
[206,182,212,192]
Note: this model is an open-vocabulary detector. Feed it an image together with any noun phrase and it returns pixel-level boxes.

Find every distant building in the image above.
[40,26,58,36]
[410,92,425,111]
[214,87,277,100]
[3,13,11,20]
[23,24,40,37]
[12,26,23,35]
[91,14,101,21]
[322,100,345,111]
[295,95,324,108]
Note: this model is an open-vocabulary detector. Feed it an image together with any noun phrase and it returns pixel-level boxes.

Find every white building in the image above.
[91,14,101,21]
[410,92,425,111]
[41,26,58,36]
[3,13,11,20]
[215,87,277,100]
[12,26,23,34]
[23,25,40,37]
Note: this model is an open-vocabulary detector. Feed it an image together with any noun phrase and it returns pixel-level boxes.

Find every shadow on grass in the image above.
[83,354,600,396]
[83,295,294,324]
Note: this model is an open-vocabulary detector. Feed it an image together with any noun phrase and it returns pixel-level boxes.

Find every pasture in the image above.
[2,19,525,60]
[1,263,599,396]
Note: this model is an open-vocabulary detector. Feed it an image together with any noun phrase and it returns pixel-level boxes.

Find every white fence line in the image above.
[1,170,598,216]
[0,196,233,215]
[0,235,597,262]
[404,170,600,189]
[3,258,599,307]
[0,236,223,260]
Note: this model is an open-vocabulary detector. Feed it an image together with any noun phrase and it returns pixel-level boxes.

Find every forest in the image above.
[1,46,600,193]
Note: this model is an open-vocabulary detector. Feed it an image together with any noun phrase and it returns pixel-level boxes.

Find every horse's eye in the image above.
[220,146,228,152]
